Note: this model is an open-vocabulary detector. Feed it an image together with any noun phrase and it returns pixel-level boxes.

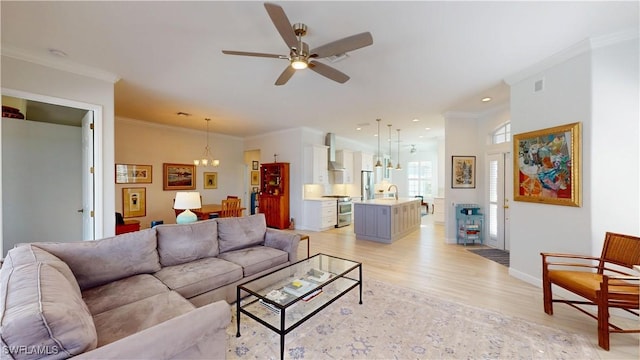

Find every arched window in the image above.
[492,122,511,144]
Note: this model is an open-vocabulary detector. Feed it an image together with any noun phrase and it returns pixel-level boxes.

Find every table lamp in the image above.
[173,192,201,224]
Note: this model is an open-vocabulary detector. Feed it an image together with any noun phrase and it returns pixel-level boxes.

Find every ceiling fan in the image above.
[222,2,373,85]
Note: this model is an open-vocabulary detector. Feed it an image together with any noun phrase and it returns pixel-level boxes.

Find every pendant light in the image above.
[387,124,394,170]
[374,119,383,168]
[194,118,220,167]
[395,129,402,170]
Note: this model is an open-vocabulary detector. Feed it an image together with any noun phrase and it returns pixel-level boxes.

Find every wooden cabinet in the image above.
[259,162,290,229]
[304,145,328,184]
[333,149,353,184]
[303,200,336,231]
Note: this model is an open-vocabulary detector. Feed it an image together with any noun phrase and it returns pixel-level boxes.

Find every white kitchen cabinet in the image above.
[353,151,374,171]
[303,145,328,184]
[302,200,336,231]
[333,149,354,184]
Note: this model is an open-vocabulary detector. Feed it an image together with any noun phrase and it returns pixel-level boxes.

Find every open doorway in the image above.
[2,94,96,256]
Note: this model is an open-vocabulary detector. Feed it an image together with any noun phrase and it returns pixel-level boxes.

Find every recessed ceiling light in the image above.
[176,112,191,117]
[481,97,492,102]
[412,118,420,122]
[48,48,67,57]
[425,127,431,131]
[356,127,362,131]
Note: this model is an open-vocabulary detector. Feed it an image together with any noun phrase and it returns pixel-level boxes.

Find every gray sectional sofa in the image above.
[0,213,300,359]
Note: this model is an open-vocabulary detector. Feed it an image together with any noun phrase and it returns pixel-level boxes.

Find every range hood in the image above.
[325,133,345,171]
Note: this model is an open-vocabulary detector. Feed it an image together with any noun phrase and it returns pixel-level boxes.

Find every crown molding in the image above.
[1,45,120,84]
[504,28,639,86]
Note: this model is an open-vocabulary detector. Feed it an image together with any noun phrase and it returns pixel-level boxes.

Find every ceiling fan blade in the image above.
[275,65,296,86]
[221,50,285,59]
[310,32,373,59]
[308,61,350,84]
[264,2,297,49]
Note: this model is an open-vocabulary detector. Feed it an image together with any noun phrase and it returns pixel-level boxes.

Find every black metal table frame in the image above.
[236,253,362,360]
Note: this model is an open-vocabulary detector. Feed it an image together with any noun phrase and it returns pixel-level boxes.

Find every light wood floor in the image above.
[292,215,639,359]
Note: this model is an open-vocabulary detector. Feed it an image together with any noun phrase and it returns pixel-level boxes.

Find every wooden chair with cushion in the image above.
[541,232,640,350]
[219,198,242,218]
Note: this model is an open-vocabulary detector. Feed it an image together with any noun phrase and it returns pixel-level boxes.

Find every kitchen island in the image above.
[353,198,421,243]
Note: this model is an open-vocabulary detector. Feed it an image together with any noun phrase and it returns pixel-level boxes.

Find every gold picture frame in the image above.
[115,164,152,184]
[513,122,581,207]
[204,172,218,189]
[163,163,195,190]
[251,171,260,185]
[123,187,146,218]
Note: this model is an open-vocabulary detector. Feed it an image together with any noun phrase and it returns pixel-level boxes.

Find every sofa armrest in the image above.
[75,300,231,360]
[265,229,300,263]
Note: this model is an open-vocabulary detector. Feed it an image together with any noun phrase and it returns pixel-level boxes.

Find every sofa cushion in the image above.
[154,257,243,299]
[92,291,195,347]
[217,246,289,277]
[82,274,170,316]
[3,244,81,296]
[34,228,161,290]
[217,213,267,253]
[0,262,97,359]
[155,219,219,267]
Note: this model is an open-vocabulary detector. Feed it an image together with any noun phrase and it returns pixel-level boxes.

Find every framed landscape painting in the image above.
[451,156,476,189]
[513,122,581,207]
[163,163,195,190]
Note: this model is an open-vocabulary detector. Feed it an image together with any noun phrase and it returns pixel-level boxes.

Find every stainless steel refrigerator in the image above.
[361,171,374,200]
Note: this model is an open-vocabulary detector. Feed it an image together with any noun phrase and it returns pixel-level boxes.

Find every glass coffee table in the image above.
[236,253,362,360]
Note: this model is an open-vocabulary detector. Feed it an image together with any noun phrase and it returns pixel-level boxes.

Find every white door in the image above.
[82,111,95,240]
[487,153,511,250]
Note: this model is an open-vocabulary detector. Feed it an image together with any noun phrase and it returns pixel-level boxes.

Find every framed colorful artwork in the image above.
[204,172,218,189]
[123,187,146,218]
[252,161,259,170]
[115,164,152,184]
[513,122,581,207]
[163,163,195,190]
[451,156,476,189]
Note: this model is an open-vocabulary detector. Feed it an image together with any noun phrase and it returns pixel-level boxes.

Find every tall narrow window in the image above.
[408,161,433,197]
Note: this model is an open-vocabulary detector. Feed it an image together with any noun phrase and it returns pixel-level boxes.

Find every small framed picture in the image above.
[123,187,146,218]
[163,163,195,190]
[116,164,152,184]
[252,187,259,193]
[251,171,260,185]
[252,161,259,170]
[204,172,218,189]
[451,156,476,189]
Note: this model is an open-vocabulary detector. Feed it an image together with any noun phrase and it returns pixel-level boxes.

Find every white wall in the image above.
[1,55,116,244]
[506,34,639,285]
[591,37,640,244]
[115,117,245,227]
[444,112,482,242]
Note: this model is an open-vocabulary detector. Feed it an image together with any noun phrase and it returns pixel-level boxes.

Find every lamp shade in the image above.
[173,192,201,210]
[174,192,201,224]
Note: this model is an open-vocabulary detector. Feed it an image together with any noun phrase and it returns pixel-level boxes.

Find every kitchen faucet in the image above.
[388,184,398,200]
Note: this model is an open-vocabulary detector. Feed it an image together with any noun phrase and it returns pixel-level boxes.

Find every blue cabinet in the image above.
[455,204,483,245]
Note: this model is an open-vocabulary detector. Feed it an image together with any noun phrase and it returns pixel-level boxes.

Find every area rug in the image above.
[227,279,598,359]
[468,248,510,267]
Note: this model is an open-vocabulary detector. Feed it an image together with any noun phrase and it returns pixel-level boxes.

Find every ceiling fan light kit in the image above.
[222,2,373,85]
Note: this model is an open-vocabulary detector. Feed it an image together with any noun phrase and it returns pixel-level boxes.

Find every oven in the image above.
[323,195,352,228]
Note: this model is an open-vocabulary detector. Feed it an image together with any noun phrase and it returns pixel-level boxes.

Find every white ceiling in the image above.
[1,1,638,151]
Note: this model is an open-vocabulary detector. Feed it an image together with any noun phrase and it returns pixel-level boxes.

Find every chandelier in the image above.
[194,118,220,167]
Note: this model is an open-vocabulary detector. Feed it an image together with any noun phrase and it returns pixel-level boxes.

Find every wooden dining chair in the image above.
[219,198,242,218]
[541,232,640,350]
